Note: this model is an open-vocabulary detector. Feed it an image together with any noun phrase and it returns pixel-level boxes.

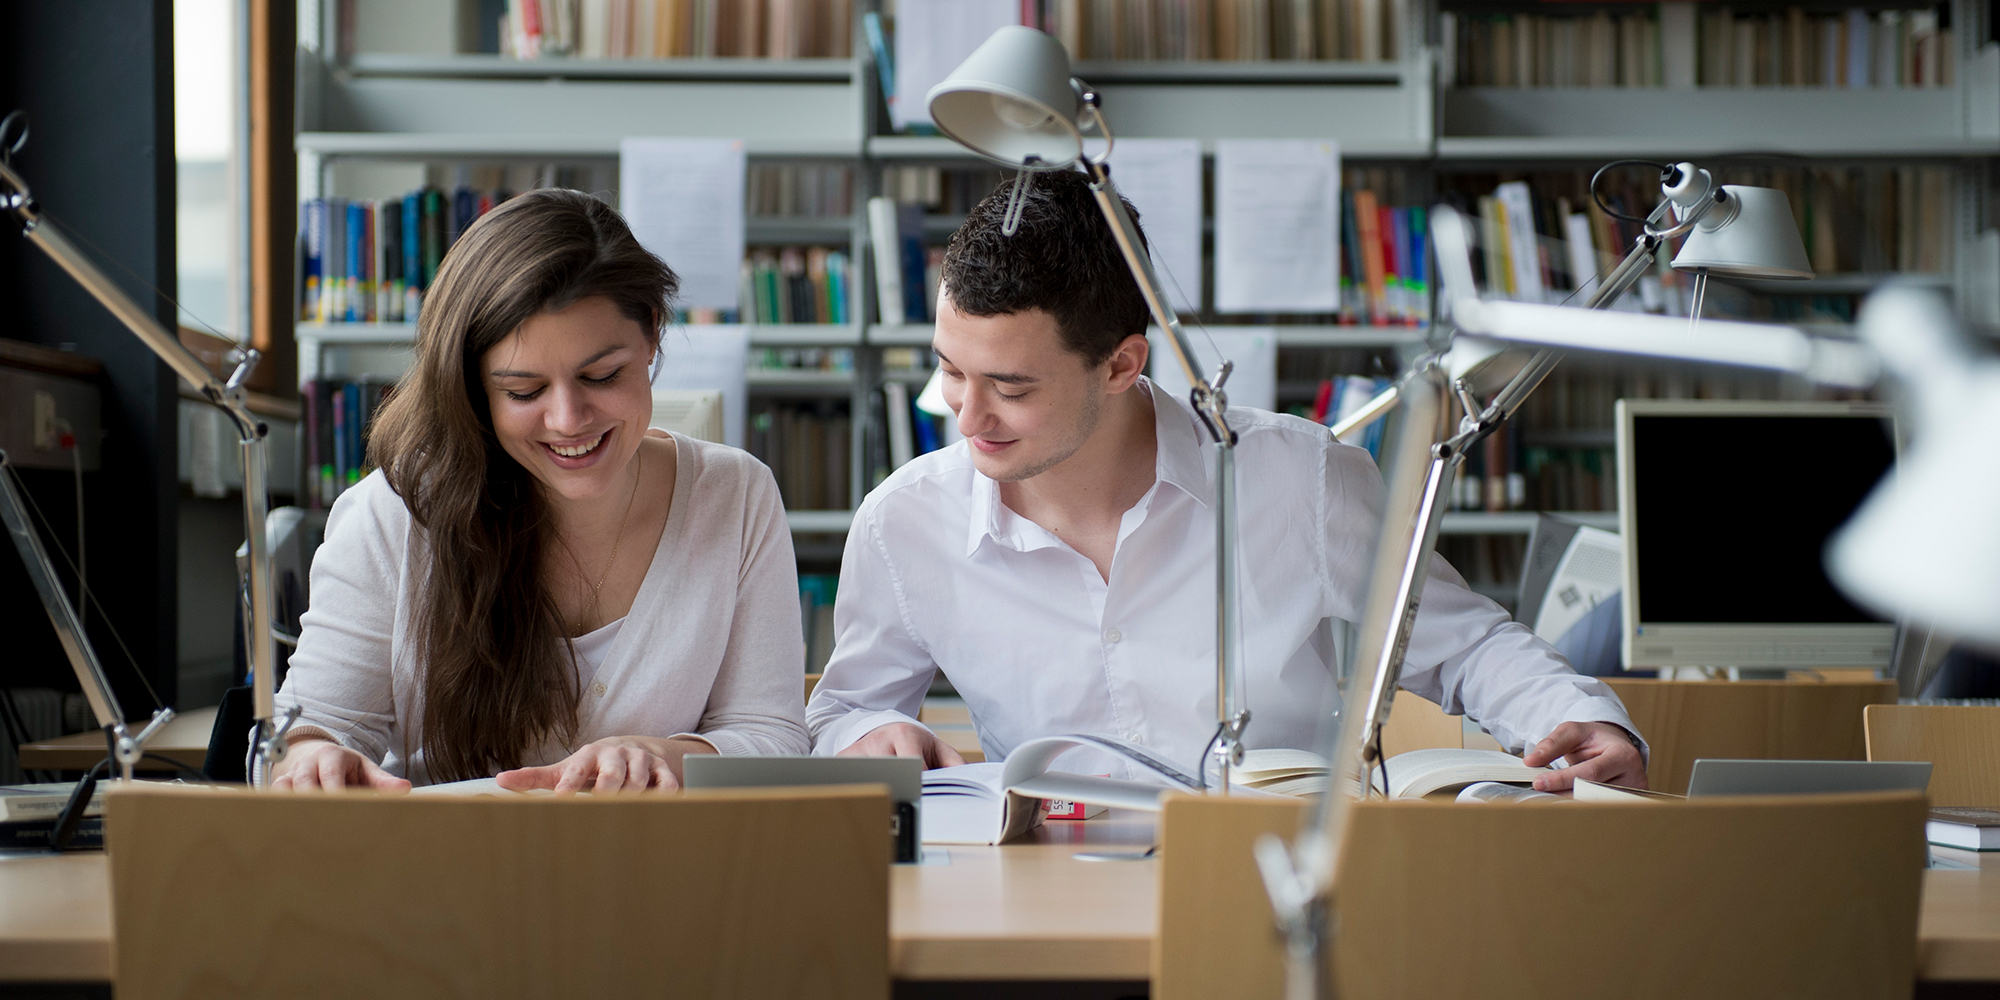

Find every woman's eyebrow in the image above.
[490,344,629,380]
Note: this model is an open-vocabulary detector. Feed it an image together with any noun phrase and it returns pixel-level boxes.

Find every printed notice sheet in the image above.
[1214,140,1340,313]
[893,0,1018,131]
[1085,139,1203,314]
[619,138,747,311]
[1147,327,1277,413]
[653,325,751,448]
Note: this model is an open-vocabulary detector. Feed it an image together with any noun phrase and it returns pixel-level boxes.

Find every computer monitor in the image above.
[1617,399,1898,670]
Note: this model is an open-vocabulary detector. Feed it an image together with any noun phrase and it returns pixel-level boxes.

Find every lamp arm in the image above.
[0,154,291,784]
[1079,141,1250,788]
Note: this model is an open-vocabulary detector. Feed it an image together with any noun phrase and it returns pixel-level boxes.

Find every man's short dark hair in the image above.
[940,169,1150,367]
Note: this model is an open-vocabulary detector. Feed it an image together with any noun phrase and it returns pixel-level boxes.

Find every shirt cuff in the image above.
[811,709,929,757]
[1561,703,1651,765]
[671,731,725,755]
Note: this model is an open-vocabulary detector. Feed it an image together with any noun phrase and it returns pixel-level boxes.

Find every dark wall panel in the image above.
[0,0,179,716]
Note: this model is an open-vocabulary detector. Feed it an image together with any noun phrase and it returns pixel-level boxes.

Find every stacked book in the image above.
[738,248,856,325]
[1445,3,1953,89]
[502,0,855,59]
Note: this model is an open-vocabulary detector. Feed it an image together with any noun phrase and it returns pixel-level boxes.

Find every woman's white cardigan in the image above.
[270,433,810,784]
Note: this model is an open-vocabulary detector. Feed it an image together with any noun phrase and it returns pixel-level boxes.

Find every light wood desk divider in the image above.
[1866,704,2000,807]
[106,783,892,1000]
[1606,678,1898,794]
[1157,791,1927,1000]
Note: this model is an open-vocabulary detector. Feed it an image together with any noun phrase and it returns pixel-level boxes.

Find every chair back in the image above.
[1866,703,2000,807]
[1379,690,1464,756]
[1156,790,1926,1000]
[1607,678,1898,793]
[108,783,891,1000]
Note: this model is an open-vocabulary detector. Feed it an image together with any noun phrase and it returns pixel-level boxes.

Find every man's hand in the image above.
[838,722,966,768]
[496,735,709,794]
[1522,721,1647,792]
[271,738,413,792]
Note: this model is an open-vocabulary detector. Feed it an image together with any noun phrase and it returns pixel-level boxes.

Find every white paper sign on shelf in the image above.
[1147,326,1277,414]
[1214,140,1341,314]
[654,324,750,448]
[619,138,747,311]
[892,0,1019,131]
[1084,138,1203,314]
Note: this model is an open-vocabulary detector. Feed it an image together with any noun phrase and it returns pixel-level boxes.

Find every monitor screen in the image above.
[1619,400,1898,669]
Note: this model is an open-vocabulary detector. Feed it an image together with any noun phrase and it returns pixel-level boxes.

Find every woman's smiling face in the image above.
[481,295,656,502]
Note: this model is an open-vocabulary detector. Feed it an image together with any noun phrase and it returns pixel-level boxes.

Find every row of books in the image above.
[502,0,854,59]
[1438,165,1957,311]
[300,187,504,324]
[868,382,949,486]
[1338,191,1429,327]
[749,164,855,218]
[881,166,1004,215]
[800,574,838,672]
[752,346,856,373]
[1443,4,1954,90]
[749,401,853,510]
[1022,0,1398,62]
[739,247,858,324]
[868,198,947,323]
[302,379,393,508]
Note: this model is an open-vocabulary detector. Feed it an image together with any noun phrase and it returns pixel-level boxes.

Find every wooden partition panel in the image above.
[1155,791,1926,1000]
[108,784,891,1000]
[1379,690,1465,757]
[1607,679,1898,794]
[1332,792,1926,1000]
[1153,796,1308,1000]
[1866,704,2000,807]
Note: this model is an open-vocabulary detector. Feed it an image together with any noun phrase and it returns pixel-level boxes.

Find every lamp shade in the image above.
[926,26,1085,169]
[1828,286,2000,647]
[1671,185,1815,279]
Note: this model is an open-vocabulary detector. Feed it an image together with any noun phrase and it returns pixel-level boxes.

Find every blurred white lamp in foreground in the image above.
[926,27,1254,787]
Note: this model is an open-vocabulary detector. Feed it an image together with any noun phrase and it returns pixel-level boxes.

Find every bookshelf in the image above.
[292,0,1998,611]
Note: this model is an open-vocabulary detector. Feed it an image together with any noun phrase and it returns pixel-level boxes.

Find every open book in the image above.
[924,733,1230,845]
[1366,748,1552,799]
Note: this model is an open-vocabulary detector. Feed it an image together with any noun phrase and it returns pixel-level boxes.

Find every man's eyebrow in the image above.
[932,349,1039,386]
[490,345,627,380]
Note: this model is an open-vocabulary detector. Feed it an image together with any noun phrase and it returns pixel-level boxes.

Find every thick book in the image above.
[1927,807,2000,851]
[1367,748,1551,799]
[0,782,105,823]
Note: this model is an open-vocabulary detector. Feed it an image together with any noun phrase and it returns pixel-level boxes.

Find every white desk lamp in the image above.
[1257,173,1821,998]
[0,113,296,794]
[924,26,1252,787]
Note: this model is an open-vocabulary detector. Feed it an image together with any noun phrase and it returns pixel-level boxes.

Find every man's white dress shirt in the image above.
[807,379,1638,779]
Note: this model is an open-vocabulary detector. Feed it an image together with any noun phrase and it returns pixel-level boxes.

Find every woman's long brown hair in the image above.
[367,188,678,782]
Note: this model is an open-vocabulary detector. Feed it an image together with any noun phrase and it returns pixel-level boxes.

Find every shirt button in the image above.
[591,681,607,698]
[1104,628,1122,644]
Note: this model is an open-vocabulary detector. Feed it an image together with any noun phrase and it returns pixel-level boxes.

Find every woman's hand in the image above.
[271,737,413,792]
[495,735,713,794]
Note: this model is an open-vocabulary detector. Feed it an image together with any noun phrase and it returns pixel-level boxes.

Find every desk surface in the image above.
[4,812,1997,984]
[16,706,217,772]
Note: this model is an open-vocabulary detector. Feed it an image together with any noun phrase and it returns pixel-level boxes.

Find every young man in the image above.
[807,170,1647,790]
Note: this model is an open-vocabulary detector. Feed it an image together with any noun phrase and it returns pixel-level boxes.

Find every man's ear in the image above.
[1103,332,1150,392]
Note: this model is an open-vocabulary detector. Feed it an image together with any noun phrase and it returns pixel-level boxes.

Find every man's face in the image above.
[932,293,1109,483]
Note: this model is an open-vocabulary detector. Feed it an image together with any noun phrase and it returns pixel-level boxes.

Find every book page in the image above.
[1214,140,1341,313]
[1085,138,1203,313]
[652,324,750,447]
[1148,327,1276,412]
[891,0,1018,131]
[619,138,746,310]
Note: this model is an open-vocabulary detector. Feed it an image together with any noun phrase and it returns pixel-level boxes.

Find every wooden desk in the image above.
[16,706,218,773]
[4,814,1997,985]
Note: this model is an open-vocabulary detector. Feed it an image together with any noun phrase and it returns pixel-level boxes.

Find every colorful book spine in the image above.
[301,200,325,321]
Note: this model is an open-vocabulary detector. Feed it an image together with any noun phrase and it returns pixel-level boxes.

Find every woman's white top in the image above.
[272,433,809,784]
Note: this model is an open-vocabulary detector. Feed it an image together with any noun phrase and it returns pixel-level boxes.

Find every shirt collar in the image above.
[964,376,1212,558]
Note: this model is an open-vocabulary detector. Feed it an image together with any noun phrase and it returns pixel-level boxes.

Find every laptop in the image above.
[682,755,923,862]
[1685,759,1932,797]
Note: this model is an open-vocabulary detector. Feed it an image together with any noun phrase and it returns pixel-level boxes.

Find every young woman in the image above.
[270,188,808,792]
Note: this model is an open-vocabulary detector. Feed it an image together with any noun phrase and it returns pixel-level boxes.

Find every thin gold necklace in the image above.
[572,446,642,635]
